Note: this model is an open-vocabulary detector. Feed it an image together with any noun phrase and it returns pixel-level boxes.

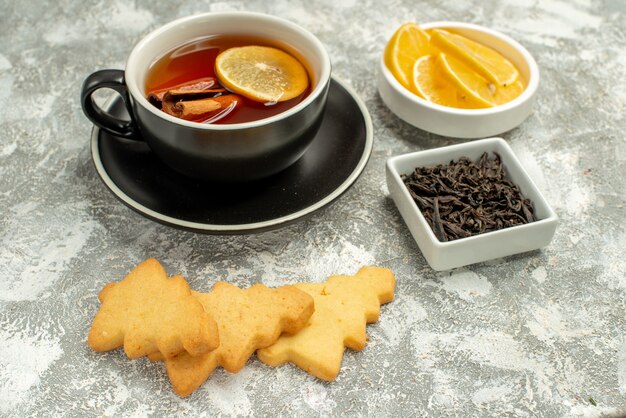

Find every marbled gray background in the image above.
[0,0,624,417]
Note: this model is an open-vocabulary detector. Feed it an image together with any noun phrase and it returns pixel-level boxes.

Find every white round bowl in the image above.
[377,22,539,138]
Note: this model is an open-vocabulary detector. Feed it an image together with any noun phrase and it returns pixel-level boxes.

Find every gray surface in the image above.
[0,0,625,417]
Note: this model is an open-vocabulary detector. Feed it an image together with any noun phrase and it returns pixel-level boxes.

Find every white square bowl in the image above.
[386,137,558,271]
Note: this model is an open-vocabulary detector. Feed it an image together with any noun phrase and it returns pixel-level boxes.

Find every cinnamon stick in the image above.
[147,77,220,105]
[162,94,241,122]
[165,88,226,100]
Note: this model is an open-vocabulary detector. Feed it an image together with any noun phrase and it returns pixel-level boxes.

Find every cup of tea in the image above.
[81,12,332,182]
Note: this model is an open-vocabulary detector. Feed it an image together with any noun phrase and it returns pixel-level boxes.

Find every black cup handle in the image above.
[80,69,141,139]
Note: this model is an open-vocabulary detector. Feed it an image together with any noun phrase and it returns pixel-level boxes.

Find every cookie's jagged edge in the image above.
[161,282,314,397]
[256,266,395,381]
[88,258,220,360]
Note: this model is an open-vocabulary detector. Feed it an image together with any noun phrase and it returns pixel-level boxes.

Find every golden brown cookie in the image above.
[88,258,219,359]
[161,282,314,397]
[256,266,395,381]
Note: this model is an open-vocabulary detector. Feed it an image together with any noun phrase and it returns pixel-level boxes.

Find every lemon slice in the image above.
[384,23,434,94]
[412,55,484,109]
[430,29,519,87]
[439,53,525,107]
[215,46,309,103]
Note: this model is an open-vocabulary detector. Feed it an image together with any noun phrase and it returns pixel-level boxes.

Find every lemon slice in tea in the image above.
[215,45,309,104]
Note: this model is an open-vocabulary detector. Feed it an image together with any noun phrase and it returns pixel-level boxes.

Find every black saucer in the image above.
[91,78,372,234]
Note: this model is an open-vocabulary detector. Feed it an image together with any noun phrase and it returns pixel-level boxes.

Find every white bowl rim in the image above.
[125,11,332,131]
[387,137,558,249]
[380,21,540,116]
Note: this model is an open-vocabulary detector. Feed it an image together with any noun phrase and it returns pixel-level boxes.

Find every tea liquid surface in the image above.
[145,35,311,124]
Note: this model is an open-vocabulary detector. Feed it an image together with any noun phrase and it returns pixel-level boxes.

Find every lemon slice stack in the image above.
[384,23,525,109]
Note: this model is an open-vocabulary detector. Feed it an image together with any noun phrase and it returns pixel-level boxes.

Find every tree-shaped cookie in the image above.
[256,266,395,381]
[157,282,314,397]
[88,258,219,359]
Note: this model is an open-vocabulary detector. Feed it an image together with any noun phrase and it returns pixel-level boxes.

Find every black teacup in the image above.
[81,12,331,182]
